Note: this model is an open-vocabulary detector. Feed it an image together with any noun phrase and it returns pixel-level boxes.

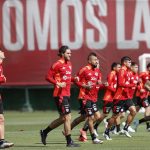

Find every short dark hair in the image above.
[147,63,150,68]
[121,56,131,64]
[111,62,120,70]
[87,52,97,60]
[58,45,69,57]
[131,62,138,66]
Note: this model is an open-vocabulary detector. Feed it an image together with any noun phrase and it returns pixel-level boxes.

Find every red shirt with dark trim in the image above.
[136,71,149,99]
[46,58,72,98]
[103,70,117,102]
[0,64,5,84]
[128,71,139,99]
[113,65,133,101]
[75,66,87,100]
[76,64,102,102]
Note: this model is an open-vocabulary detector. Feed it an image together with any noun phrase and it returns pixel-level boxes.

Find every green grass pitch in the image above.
[4,111,150,150]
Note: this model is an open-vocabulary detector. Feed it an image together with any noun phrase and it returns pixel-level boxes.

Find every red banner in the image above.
[0,0,150,85]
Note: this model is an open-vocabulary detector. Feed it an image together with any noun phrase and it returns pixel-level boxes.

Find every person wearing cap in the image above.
[0,50,14,148]
[40,46,80,147]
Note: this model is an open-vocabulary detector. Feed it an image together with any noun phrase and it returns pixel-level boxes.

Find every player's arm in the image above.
[75,67,92,89]
[106,72,116,92]
[74,67,85,87]
[0,68,6,83]
[46,63,66,88]
[0,75,6,83]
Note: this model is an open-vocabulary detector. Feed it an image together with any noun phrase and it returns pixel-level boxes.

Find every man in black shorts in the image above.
[0,50,14,148]
[40,46,80,147]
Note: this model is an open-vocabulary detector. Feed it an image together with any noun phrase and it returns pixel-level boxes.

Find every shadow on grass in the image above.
[35,142,66,145]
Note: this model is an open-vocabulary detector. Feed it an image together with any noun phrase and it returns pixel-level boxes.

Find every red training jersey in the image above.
[128,71,139,99]
[76,64,102,102]
[0,64,6,84]
[113,65,133,101]
[136,71,149,99]
[46,58,72,98]
[103,70,117,102]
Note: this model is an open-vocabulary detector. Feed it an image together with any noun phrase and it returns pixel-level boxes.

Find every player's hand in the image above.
[104,82,108,86]
[74,76,79,82]
[140,89,145,93]
[82,83,92,90]
[97,80,102,85]
[57,82,66,88]
[1,75,6,82]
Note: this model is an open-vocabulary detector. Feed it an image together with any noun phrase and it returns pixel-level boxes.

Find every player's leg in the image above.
[134,100,150,131]
[103,100,123,140]
[71,99,86,130]
[0,100,14,148]
[40,97,65,145]
[147,96,150,130]
[86,101,103,144]
[62,97,80,147]
[122,100,136,137]
[94,101,112,132]
[144,99,150,131]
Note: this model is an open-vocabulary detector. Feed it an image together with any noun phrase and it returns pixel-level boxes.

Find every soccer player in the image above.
[93,62,121,135]
[75,53,103,144]
[134,63,150,131]
[103,56,137,139]
[40,46,80,147]
[0,50,14,148]
[70,66,88,131]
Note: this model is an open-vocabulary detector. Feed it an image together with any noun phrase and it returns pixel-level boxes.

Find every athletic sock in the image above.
[110,125,115,131]
[66,134,72,145]
[94,122,100,130]
[139,116,150,124]
[104,128,110,135]
[43,126,52,135]
[83,122,89,131]
[146,122,150,129]
[116,124,121,132]
[123,123,129,131]
[91,133,96,140]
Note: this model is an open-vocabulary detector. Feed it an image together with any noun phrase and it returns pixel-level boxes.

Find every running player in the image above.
[40,46,80,147]
[0,50,14,149]
[133,63,150,131]
[93,62,121,135]
[75,53,103,144]
[103,56,136,140]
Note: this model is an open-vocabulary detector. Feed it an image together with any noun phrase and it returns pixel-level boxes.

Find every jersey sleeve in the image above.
[75,67,86,88]
[45,62,59,85]
[0,67,6,83]
[106,72,116,92]
[0,76,5,83]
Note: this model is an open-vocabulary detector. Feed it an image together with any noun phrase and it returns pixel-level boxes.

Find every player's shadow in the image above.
[36,142,66,145]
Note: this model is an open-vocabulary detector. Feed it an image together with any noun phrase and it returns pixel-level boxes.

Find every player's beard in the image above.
[91,64,97,68]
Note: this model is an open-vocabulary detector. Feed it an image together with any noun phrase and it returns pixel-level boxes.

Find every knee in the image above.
[130,108,137,116]
[0,115,4,124]
[63,113,71,121]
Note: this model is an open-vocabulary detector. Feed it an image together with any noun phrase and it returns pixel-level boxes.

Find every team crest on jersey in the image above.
[95,72,98,76]
[88,73,92,76]
[63,75,67,80]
